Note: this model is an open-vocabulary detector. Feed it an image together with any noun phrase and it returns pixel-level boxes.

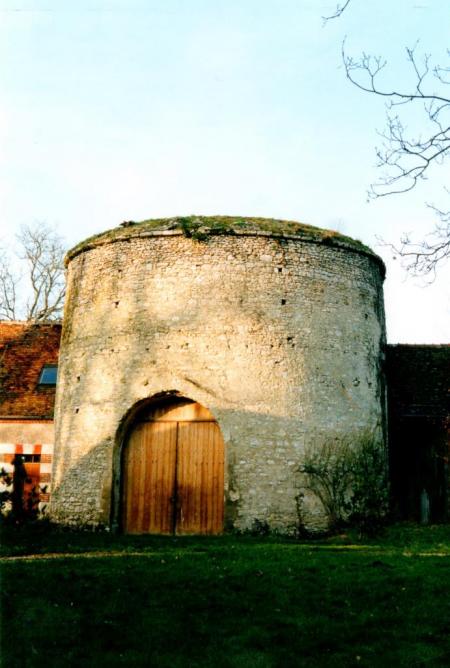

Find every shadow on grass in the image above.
[1,520,449,558]
[1,523,450,667]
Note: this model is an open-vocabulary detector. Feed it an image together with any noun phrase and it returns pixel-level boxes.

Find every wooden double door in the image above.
[122,399,224,534]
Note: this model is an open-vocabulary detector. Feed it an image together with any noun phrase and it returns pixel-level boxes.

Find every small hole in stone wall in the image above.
[75,408,79,414]
[145,347,149,351]
[281,299,286,305]
[114,301,119,308]
[166,345,171,349]
[364,313,368,319]
[277,267,282,273]
[77,375,81,382]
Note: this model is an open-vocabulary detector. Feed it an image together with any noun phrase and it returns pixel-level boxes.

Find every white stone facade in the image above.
[50,226,386,533]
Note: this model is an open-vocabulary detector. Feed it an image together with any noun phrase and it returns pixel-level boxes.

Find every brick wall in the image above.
[0,322,61,417]
[386,345,450,521]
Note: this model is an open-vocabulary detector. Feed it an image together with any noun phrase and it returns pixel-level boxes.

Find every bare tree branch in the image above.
[321,1,450,276]
[341,41,450,199]
[0,251,18,320]
[380,205,450,281]
[322,0,352,23]
[336,24,450,277]
[0,223,66,322]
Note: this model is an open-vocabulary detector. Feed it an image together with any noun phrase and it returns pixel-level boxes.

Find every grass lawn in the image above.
[1,524,449,667]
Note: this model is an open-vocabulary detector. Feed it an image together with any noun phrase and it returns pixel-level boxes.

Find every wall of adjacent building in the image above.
[387,344,450,522]
[0,322,60,514]
[0,419,54,512]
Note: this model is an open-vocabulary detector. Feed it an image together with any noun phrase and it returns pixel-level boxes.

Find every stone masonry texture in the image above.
[50,219,387,533]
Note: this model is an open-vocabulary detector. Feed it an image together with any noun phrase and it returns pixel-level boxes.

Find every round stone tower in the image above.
[50,216,387,533]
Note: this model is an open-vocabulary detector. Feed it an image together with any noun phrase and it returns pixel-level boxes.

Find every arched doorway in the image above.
[121,397,224,534]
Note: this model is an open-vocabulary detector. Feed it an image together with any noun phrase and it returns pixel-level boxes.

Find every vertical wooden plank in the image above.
[177,422,190,534]
[157,422,178,534]
[142,425,152,532]
[124,424,139,532]
[129,423,143,533]
[176,421,224,535]
[122,421,177,534]
[137,425,147,531]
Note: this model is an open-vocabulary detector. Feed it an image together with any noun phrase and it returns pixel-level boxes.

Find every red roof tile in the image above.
[0,322,61,418]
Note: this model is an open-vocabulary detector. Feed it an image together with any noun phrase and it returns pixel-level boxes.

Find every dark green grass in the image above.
[1,525,450,667]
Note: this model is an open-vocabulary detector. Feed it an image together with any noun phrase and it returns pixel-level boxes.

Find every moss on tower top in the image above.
[66,215,384,273]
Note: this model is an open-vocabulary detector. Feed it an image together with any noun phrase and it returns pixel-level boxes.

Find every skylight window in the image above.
[38,365,58,386]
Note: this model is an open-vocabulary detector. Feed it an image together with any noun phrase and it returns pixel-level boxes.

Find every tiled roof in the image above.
[0,321,61,418]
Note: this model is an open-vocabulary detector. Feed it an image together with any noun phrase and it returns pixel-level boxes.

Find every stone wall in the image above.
[51,228,386,532]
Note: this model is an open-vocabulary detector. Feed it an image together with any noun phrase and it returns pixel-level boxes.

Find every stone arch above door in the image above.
[121,396,224,535]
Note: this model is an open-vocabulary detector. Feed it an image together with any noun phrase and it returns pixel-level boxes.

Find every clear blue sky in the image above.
[0,0,449,342]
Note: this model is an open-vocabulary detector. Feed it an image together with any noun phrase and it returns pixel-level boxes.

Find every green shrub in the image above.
[298,430,389,535]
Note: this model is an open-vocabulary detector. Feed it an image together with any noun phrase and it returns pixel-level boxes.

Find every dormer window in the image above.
[38,364,58,386]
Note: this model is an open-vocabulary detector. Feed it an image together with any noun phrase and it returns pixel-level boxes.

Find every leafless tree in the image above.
[325,0,450,276]
[342,43,450,200]
[0,252,17,321]
[379,203,450,280]
[0,223,66,322]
